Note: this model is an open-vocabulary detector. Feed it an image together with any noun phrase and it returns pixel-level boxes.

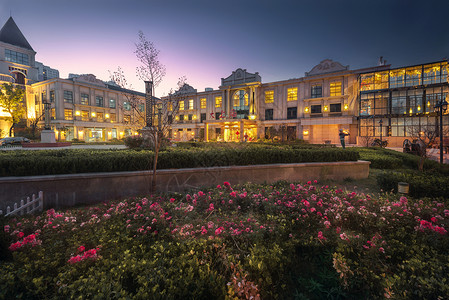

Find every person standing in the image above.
[339,129,349,149]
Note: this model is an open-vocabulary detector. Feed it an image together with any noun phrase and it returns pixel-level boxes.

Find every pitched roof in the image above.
[0,17,34,51]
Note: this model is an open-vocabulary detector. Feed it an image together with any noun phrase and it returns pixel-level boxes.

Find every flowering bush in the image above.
[0,181,448,298]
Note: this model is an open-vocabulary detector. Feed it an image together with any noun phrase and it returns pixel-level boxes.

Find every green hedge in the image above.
[376,170,449,199]
[0,147,359,177]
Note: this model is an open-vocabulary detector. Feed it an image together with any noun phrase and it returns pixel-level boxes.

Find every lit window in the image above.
[311,85,322,98]
[64,109,73,120]
[179,101,185,111]
[124,115,130,124]
[81,110,89,121]
[330,82,342,96]
[188,99,194,110]
[168,102,173,111]
[64,91,73,103]
[81,93,89,105]
[215,96,222,108]
[200,98,206,109]
[110,113,116,122]
[265,90,274,103]
[97,112,104,122]
[109,99,116,108]
[287,88,298,101]
[50,90,55,103]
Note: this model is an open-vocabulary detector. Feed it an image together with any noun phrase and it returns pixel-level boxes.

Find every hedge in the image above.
[0,147,359,177]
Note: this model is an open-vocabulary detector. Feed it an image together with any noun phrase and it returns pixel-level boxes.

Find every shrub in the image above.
[124,135,144,149]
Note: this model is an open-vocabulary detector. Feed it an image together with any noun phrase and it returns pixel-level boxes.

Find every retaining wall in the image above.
[0,160,370,210]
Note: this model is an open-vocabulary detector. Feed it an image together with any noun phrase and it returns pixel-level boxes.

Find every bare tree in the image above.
[406,123,447,171]
[109,67,145,129]
[135,30,166,97]
[359,127,375,147]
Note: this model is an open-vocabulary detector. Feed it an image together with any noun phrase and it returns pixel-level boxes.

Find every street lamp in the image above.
[379,119,383,143]
[434,99,448,164]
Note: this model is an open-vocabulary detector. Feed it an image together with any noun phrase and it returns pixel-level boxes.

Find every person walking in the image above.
[339,129,349,149]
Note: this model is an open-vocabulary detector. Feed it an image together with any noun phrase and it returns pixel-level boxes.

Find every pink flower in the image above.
[431,217,437,223]
[215,227,224,235]
[318,231,326,240]
[378,247,385,253]
[78,246,85,253]
[4,225,10,233]
[223,182,231,188]
[169,198,175,203]
[216,185,222,189]
[230,191,237,197]
[17,232,24,238]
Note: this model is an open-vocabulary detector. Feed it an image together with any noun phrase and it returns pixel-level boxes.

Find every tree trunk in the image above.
[151,133,162,193]
[9,124,14,137]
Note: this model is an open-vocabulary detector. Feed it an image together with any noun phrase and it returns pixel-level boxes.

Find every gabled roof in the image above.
[0,17,34,51]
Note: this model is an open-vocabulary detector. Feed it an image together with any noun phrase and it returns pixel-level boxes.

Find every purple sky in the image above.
[1,0,448,97]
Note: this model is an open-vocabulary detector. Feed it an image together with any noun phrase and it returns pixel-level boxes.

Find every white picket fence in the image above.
[0,191,44,217]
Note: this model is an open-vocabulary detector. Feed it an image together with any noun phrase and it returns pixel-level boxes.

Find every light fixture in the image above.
[75,111,81,116]
[91,112,96,117]
[303,130,309,135]
[248,114,256,120]
[344,104,349,111]
[105,114,110,119]
[304,107,309,113]
[324,106,328,111]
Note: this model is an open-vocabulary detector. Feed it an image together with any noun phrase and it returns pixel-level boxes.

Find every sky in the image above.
[1,0,448,97]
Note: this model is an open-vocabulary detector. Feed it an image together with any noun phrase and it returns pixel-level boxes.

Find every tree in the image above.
[406,121,447,171]
[0,83,26,137]
[110,67,146,129]
[113,31,184,193]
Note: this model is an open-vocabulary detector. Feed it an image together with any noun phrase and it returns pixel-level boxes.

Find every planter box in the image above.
[0,161,370,210]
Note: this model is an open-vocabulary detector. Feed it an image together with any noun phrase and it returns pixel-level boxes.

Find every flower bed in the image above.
[1,181,448,298]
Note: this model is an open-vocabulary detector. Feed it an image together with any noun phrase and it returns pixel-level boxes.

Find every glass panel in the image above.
[265,90,274,103]
[374,72,389,90]
[405,66,422,87]
[389,69,405,88]
[287,88,298,101]
[360,74,374,91]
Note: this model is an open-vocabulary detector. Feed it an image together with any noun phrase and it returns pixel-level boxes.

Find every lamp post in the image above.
[379,119,383,143]
[434,99,448,164]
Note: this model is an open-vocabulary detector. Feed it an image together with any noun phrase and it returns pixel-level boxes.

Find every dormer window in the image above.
[5,49,29,65]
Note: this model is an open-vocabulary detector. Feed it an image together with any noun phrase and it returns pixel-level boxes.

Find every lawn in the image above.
[1,179,448,299]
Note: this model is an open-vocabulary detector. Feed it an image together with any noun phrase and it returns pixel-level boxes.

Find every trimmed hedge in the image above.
[0,146,359,177]
[376,170,449,199]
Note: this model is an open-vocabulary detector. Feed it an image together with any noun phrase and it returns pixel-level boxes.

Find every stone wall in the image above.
[0,161,370,210]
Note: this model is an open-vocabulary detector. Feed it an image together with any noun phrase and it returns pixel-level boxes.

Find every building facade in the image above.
[0,17,145,140]
[1,17,447,145]
[359,61,448,147]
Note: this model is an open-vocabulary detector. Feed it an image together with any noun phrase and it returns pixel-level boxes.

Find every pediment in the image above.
[73,74,106,87]
[221,68,261,87]
[174,83,197,95]
[306,59,349,76]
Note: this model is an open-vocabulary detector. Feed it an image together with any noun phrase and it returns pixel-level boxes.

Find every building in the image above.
[1,16,447,145]
[358,60,448,147]
[0,17,146,140]
[165,60,391,144]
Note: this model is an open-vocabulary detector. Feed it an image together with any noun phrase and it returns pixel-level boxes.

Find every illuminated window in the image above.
[97,112,104,122]
[405,66,422,87]
[179,101,185,111]
[109,99,116,108]
[51,108,55,119]
[95,96,104,107]
[110,113,116,122]
[124,115,131,124]
[81,93,89,105]
[287,88,298,101]
[168,102,173,111]
[389,69,405,88]
[188,99,194,110]
[5,49,29,65]
[311,85,322,98]
[330,82,342,96]
[64,109,73,120]
[265,90,274,103]
[64,91,73,103]
[200,98,206,109]
[374,72,389,90]
[81,110,89,121]
[215,96,222,108]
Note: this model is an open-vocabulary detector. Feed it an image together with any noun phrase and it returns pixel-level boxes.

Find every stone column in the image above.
[41,100,56,143]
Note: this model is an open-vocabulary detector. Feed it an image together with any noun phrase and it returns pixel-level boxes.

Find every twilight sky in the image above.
[1,0,448,97]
